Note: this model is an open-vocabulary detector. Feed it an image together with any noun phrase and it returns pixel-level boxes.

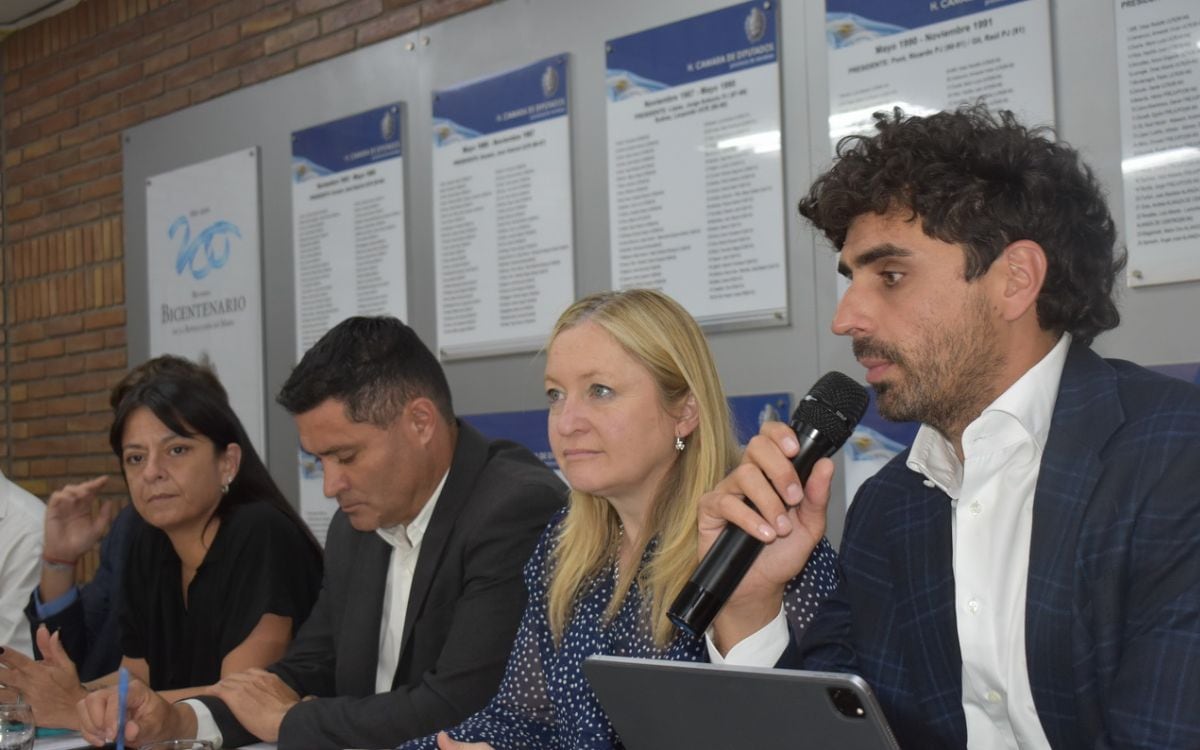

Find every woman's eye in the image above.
[589,384,614,399]
[545,388,564,405]
[168,445,188,456]
[124,454,143,466]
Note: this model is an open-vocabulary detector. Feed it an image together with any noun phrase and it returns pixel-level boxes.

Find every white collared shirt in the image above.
[0,471,44,655]
[906,332,1070,750]
[374,470,447,692]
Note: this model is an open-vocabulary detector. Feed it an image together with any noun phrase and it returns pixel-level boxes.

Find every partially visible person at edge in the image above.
[0,365,324,731]
[0,469,45,657]
[401,289,839,750]
[21,356,230,683]
[79,316,566,750]
[700,104,1200,749]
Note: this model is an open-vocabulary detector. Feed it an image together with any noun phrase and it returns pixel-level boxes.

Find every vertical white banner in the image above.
[606,2,788,327]
[146,148,266,454]
[1115,0,1200,287]
[291,105,409,543]
[433,56,576,359]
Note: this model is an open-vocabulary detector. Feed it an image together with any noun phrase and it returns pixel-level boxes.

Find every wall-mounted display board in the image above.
[432,56,576,359]
[824,0,1054,145]
[1114,0,1200,288]
[146,147,267,453]
[605,1,788,329]
[289,103,409,543]
[121,0,1200,545]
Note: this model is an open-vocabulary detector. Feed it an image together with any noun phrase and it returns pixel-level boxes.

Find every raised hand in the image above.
[42,476,115,565]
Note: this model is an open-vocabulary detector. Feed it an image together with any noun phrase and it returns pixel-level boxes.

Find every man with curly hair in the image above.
[701,105,1200,748]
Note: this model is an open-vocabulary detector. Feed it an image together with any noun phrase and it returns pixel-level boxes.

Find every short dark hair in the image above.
[277,316,454,426]
[798,104,1124,346]
[111,354,228,411]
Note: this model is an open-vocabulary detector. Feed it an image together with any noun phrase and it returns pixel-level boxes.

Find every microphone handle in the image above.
[668,424,837,637]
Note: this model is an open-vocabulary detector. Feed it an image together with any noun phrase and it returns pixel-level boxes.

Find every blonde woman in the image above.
[403,289,838,750]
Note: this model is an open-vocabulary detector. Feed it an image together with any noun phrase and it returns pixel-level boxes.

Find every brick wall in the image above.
[0,0,492,576]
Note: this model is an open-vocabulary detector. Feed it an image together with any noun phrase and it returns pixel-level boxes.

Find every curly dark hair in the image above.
[798,104,1124,346]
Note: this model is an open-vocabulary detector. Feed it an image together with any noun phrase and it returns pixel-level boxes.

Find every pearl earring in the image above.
[674,435,686,452]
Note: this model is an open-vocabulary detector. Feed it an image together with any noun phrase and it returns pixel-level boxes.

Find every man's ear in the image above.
[997,240,1048,323]
[405,397,440,446]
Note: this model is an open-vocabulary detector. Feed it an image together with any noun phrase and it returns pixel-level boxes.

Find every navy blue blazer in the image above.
[792,344,1200,749]
[25,504,141,682]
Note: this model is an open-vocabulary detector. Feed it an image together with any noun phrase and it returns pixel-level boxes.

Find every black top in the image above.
[120,499,323,690]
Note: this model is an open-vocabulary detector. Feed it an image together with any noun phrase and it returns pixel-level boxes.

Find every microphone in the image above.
[668,371,869,637]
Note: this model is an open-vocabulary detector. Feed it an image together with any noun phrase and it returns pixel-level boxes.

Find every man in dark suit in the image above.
[700,105,1200,748]
[80,317,564,750]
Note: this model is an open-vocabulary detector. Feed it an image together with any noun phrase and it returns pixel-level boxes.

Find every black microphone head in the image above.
[792,371,869,445]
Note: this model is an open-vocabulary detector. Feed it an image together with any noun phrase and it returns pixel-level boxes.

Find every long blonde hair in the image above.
[545,289,739,647]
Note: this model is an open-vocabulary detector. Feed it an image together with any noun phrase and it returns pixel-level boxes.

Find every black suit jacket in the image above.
[200,422,565,749]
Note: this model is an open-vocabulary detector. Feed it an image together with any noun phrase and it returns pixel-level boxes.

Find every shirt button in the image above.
[986,690,1003,704]
[967,599,980,614]
[969,502,982,515]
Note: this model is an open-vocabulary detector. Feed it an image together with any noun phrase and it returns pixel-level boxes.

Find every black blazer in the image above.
[201,422,565,749]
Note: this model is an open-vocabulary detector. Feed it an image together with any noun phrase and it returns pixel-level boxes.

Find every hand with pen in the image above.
[77,674,197,748]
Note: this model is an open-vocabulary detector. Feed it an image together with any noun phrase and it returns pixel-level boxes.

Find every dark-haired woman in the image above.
[0,373,322,729]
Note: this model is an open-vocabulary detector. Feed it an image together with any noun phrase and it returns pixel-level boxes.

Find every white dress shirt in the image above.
[905,333,1068,749]
[0,471,44,656]
[374,470,446,692]
[188,471,448,747]
[717,334,1071,750]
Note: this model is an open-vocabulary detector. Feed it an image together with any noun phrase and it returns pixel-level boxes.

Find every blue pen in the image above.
[115,666,129,750]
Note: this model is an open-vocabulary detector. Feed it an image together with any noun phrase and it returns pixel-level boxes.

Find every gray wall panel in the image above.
[123,0,1200,545]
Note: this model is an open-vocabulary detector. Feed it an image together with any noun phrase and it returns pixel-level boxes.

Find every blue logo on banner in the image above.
[745,6,767,42]
[169,216,240,280]
[541,65,560,98]
[380,109,397,141]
